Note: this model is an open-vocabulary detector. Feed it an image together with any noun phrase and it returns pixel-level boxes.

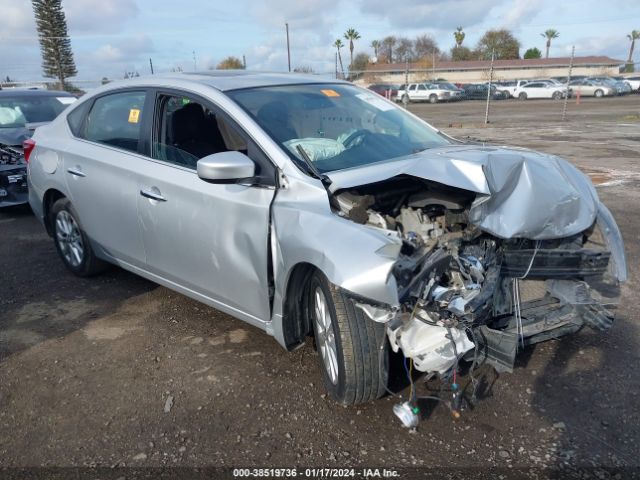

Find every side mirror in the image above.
[197,151,255,182]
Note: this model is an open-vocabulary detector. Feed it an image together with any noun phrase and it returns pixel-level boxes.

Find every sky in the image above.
[1,0,639,84]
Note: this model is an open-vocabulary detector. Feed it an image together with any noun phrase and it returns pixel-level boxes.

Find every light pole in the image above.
[285,23,291,72]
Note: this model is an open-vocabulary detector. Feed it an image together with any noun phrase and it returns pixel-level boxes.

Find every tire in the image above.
[594,89,604,98]
[308,271,388,405]
[552,91,562,100]
[401,94,410,104]
[51,197,108,277]
[518,92,527,100]
[429,94,438,104]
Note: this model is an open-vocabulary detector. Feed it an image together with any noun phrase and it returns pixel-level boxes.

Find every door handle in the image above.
[67,167,86,178]
[140,188,167,202]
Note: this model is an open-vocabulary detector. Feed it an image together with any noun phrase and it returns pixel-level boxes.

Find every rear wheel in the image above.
[308,271,388,405]
[429,94,438,104]
[518,92,528,100]
[401,94,410,104]
[552,91,562,100]
[51,198,107,276]
[594,89,604,98]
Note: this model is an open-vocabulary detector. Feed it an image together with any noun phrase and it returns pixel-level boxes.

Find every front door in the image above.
[136,92,277,324]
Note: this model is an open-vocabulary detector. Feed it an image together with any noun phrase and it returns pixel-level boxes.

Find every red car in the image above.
[367,84,399,100]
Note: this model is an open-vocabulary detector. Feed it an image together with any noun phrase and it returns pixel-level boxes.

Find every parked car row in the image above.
[368,75,640,103]
[0,89,76,208]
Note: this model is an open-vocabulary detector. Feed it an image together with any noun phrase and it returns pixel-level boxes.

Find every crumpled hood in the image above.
[327,144,599,240]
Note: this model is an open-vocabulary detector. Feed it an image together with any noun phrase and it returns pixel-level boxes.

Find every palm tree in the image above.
[333,39,345,78]
[627,30,640,67]
[343,28,361,69]
[370,39,380,59]
[453,27,465,47]
[540,29,559,58]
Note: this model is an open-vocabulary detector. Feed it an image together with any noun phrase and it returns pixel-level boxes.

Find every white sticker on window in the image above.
[356,93,395,111]
[56,97,77,105]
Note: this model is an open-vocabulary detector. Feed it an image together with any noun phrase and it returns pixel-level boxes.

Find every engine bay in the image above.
[330,175,620,382]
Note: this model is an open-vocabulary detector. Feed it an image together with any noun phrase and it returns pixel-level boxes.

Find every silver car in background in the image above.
[568,79,616,97]
[27,72,627,407]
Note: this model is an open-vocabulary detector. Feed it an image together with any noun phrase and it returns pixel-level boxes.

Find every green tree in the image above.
[343,28,361,69]
[541,29,559,58]
[32,0,77,91]
[293,66,314,73]
[370,40,380,58]
[216,56,245,69]
[451,46,475,61]
[524,47,542,59]
[453,26,465,47]
[627,30,640,72]
[350,52,370,75]
[475,29,520,60]
[333,39,345,78]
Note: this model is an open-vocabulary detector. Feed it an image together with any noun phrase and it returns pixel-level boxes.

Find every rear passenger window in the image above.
[67,101,90,136]
[84,91,146,152]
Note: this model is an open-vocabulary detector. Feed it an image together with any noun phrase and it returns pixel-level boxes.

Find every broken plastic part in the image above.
[393,401,420,428]
[388,316,475,373]
[356,303,396,323]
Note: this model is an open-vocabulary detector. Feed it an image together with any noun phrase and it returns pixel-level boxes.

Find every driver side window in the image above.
[152,95,246,169]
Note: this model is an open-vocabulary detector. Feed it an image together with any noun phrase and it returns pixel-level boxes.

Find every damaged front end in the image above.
[0,143,28,207]
[331,171,626,376]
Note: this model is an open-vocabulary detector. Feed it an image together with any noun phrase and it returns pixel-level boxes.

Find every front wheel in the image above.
[594,89,604,98]
[552,91,562,100]
[429,94,438,104]
[309,271,388,405]
[51,198,107,276]
[518,92,528,100]
[401,94,410,104]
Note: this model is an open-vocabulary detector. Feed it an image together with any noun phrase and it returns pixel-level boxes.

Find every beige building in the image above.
[360,56,625,85]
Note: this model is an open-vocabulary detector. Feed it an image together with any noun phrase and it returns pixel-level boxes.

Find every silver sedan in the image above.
[27,72,626,408]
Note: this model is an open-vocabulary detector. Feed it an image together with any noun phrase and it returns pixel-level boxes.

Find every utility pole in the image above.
[285,23,291,72]
[192,50,197,71]
[243,55,246,69]
[432,49,435,79]
[149,58,154,74]
[484,50,495,125]
[562,46,575,122]
[403,57,409,109]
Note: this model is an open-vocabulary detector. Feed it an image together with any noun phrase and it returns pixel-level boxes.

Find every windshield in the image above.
[0,95,74,128]
[227,84,450,174]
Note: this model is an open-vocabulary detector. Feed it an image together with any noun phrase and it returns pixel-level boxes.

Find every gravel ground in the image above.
[1,95,639,479]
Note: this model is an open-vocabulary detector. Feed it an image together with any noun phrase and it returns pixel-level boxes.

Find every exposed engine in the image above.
[332,175,620,376]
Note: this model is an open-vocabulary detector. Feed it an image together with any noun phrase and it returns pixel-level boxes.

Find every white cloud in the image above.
[499,0,543,29]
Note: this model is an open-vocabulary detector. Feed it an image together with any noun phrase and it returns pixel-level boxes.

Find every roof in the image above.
[167,71,344,91]
[366,56,626,73]
[0,89,74,97]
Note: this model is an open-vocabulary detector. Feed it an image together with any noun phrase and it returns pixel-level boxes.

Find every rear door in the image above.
[62,89,149,265]
[135,90,277,323]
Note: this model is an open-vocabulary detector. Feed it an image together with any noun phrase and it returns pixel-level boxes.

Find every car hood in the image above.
[0,126,33,146]
[326,144,599,240]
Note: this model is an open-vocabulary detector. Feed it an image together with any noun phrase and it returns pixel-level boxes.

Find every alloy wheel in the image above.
[314,287,339,385]
[55,210,84,267]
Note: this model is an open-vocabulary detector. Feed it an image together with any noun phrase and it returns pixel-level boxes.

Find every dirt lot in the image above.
[1,95,639,478]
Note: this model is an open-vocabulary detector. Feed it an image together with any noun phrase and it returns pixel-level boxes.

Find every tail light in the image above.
[22,138,36,163]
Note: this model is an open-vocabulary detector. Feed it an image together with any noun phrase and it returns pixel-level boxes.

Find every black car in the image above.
[0,89,75,207]
[461,84,507,100]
